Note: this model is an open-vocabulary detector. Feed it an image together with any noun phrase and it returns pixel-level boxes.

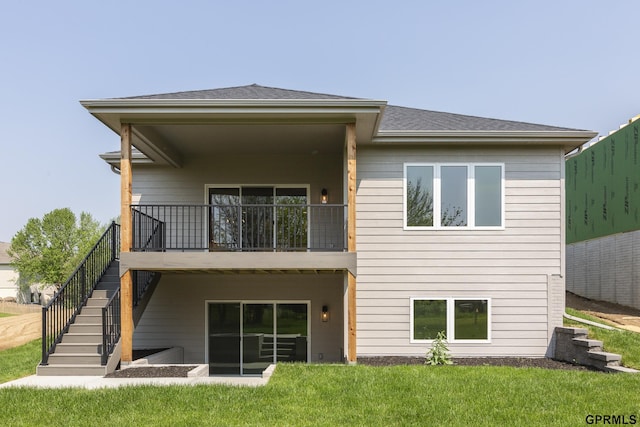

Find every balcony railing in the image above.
[131,204,346,252]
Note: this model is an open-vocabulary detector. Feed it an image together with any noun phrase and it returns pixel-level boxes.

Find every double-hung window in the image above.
[404,163,504,229]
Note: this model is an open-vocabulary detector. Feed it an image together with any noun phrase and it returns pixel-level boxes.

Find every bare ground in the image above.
[565,291,640,332]
[0,311,41,351]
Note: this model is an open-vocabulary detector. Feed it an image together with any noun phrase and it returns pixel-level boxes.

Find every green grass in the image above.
[0,312,15,318]
[564,308,640,369]
[1,363,639,426]
[0,339,41,383]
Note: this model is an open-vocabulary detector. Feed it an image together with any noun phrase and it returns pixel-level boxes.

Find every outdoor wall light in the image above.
[321,305,329,322]
[321,188,328,204]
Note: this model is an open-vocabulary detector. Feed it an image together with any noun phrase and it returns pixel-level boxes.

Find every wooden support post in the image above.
[346,123,357,363]
[120,123,133,363]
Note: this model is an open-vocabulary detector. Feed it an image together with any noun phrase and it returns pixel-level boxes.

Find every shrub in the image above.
[425,331,452,365]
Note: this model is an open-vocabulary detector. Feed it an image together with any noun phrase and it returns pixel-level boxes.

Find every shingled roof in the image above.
[114,84,587,133]
[120,84,358,101]
[0,242,12,264]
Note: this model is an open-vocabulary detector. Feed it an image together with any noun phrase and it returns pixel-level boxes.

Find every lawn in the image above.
[564,308,640,369]
[1,364,639,426]
[0,312,14,318]
[1,339,640,426]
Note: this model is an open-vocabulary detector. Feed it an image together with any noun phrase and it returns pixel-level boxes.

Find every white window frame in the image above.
[403,163,505,230]
[410,297,492,344]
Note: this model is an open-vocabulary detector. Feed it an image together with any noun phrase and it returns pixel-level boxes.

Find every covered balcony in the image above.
[131,203,347,252]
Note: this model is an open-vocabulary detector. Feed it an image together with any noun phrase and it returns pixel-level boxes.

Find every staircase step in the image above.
[47,353,102,365]
[86,298,109,307]
[80,306,103,316]
[55,343,102,354]
[91,289,115,299]
[68,324,102,334]
[62,333,102,344]
[74,314,102,325]
[572,338,603,351]
[589,351,621,364]
[37,364,108,376]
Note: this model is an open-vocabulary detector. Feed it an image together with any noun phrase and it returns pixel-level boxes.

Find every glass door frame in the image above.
[205,184,311,251]
[205,300,311,376]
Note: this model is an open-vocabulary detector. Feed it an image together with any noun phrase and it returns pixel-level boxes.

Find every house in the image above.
[0,242,19,301]
[38,84,596,376]
[566,115,640,310]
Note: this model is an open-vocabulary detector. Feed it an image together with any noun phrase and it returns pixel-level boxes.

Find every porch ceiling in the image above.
[82,98,385,167]
[138,123,347,155]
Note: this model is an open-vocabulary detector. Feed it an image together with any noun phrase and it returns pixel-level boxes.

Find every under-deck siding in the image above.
[133,273,345,364]
[356,146,564,357]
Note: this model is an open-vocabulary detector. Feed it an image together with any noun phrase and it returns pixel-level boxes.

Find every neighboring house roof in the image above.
[0,242,12,265]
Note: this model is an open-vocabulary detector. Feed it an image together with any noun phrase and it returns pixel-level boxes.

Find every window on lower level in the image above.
[404,163,504,229]
[411,298,490,342]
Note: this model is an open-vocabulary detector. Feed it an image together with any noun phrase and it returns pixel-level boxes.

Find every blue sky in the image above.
[0,1,638,242]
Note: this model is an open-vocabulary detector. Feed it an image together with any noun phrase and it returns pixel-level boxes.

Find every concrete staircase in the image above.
[37,262,121,376]
[554,326,638,373]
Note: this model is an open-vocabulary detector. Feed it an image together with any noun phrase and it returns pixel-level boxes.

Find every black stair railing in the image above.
[101,287,120,365]
[41,222,120,365]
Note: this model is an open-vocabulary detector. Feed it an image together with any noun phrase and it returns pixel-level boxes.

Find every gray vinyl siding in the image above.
[133,273,345,364]
[132,153,343,205]
[356,146,564,357]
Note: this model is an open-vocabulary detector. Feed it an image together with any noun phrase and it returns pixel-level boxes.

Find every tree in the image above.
[407,179,465,227]
[8,208,104,288]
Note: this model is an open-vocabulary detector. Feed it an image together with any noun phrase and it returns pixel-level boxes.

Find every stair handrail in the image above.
[101,287,121,365]
[41,222,121,365]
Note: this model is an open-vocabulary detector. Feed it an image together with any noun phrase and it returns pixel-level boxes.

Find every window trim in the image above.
[403,163,505,230]
[410,297,492,344]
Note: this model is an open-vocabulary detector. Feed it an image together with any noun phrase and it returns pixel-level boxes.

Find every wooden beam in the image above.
[120,123,133,363]
[346,122,357,363]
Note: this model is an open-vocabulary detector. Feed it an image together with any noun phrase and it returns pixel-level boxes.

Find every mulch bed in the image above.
[105,365,197,378]
[104,356,595,378]
[358,356,596,371]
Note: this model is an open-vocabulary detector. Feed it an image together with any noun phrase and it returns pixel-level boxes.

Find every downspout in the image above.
[110,165,121,175]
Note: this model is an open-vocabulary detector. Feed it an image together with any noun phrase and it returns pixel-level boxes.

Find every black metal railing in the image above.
[101,287,120,365]
[132,209,165,251]
[41,222,120,365]
[132,204,347,252]
[133,270,155,308]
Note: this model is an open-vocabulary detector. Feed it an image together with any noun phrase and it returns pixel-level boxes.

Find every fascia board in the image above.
[372,130,598,152]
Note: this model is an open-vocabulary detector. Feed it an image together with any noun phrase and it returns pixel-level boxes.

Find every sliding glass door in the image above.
[208,301,309,375]
[209,186,308,251]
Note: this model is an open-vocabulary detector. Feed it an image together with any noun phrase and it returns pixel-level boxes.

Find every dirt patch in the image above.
[0,312,41,351]
[358,356,595,371]
[566,292,640,332]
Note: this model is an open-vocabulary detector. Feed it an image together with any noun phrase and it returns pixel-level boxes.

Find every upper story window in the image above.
[404,163,504,229]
